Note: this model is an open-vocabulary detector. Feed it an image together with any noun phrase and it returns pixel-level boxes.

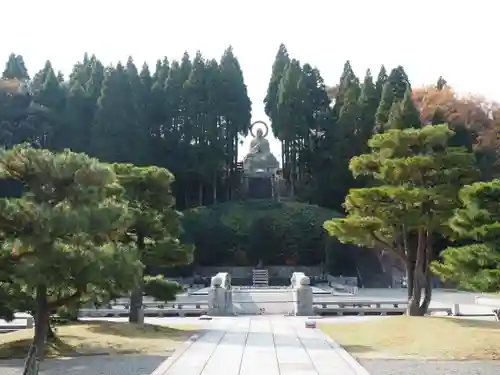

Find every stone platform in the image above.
[152,316,369,375]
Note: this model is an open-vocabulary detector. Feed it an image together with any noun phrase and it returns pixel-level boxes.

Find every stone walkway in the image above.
[153,316,369,375]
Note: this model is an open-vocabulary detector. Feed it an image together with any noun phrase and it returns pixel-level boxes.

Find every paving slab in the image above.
[152,316,369,375]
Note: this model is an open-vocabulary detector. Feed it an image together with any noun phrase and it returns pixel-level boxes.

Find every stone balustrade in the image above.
[79,302,209,317]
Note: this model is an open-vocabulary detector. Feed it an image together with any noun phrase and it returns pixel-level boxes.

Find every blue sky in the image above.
[1,0,497,160]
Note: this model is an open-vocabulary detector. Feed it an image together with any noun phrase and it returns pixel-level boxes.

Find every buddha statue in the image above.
[243,126,279,174]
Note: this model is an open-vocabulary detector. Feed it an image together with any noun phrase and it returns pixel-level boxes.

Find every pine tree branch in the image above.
[48,288,85,309]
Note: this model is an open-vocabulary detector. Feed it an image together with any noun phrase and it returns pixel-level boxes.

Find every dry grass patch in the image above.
[0,321,197,359]
[321,316,500,360]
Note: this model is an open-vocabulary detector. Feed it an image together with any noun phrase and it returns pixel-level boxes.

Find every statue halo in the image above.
[249,121,269,138]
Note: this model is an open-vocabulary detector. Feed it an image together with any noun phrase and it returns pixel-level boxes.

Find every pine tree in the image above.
[432,180,500,291]
[0,145,141,364]
[324,124,478,315]
[112,163,193,324]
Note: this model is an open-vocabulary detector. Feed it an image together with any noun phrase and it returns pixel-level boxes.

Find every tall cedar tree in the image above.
[2,53,29,80]
[264,43,290,136]
[374,66,410,133]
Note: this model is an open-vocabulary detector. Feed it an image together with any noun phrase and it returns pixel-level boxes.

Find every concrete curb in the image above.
[322,333,371,375]
[150,333,200,375]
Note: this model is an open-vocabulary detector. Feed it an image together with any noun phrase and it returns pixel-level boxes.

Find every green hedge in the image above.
[181,200,348,267]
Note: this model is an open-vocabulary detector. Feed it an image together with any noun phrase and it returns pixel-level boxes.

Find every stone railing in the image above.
[312,299,453,316]
[474,295,500,320]
[327,274,358,294]
[78,302,208,317]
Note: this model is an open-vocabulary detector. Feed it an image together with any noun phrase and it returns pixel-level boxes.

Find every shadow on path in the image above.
[0,354,166,375]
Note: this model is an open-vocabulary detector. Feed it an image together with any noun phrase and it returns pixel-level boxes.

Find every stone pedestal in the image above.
[208,272,234,316]
[243,171,279,200]
[291,272,314,316]
[247,176,273,199]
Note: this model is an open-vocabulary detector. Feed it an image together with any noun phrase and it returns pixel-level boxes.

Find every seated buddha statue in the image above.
[243,128,279,173]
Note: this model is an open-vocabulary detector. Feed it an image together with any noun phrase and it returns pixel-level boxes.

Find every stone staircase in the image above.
[252,269,269,287]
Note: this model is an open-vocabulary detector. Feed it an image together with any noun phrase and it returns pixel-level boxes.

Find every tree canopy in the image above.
[324,124,478,315]
[0,144,143,354]
[431,180,500,291]
[0,48,252,210]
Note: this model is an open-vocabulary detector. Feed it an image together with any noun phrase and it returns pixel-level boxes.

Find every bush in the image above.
[181,200,349,267]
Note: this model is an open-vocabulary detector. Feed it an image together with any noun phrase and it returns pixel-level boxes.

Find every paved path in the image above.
[155,316,369,375]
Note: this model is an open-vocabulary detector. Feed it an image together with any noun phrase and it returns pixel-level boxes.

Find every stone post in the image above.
[291,272,314,316]
[208,272,233,316]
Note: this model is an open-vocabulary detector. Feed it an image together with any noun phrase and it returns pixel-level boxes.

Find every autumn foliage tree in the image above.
[413,85,500,177]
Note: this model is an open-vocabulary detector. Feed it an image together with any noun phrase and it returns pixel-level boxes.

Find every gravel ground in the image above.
[360,359,500,375]
[0,354,167,375]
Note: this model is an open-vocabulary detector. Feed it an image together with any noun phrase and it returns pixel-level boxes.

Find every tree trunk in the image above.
[407,229,426,316]
[129,234,145,324]
[22,344,39,375]
[407,274,422,316]
[418,268,432,315]
[33,284,49,356]
[46,322,55,340]
[213,173,217,204]
[403,226,415,300]
[406,247,416,300]
[129,287,144,324]
[417,230,433,315]
[198,183,203,206]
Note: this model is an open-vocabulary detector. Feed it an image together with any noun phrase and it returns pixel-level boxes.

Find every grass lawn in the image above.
[320,316,500,360]
[0,321,197,359]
